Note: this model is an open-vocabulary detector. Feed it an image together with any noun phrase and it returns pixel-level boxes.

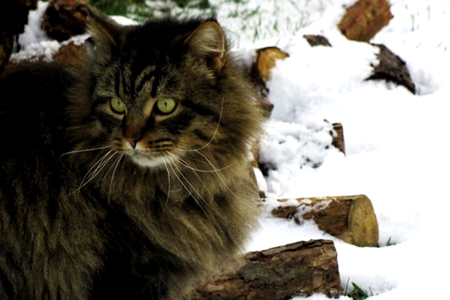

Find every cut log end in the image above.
[338,0,393,42]
[270,195,379,247]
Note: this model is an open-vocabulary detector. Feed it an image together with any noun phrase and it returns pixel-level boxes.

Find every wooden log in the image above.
[52,41,86,67]
[191,240,341,299]
[248,46,288,118]
[367,44,416,94]
[269,195,379,247]
[252,46,289,83]
[41,0,118,42]
[332,123,345,154]
[303,34,332,47]
[41,0,91,41]
[338,0,393,42]
[0,0,38,72]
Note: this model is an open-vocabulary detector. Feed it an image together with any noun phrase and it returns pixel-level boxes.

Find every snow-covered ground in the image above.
[14,0,450,299]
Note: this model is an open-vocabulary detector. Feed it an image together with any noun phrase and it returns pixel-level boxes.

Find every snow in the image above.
[12,0,450,298]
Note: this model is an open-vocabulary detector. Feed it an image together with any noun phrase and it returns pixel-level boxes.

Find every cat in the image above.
[0,14,264,300]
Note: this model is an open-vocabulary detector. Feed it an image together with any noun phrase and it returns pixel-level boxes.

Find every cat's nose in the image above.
[126,138,139,148]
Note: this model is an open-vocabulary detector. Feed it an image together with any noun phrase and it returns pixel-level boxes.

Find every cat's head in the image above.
[69,16,262,174]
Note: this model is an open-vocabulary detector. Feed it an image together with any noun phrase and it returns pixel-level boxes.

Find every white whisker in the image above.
[193,149,244,201]
[161,159,172,208]
[168,157,218,223]
[108,153,124,202]
[60,145,112,158]
[171,152,235,173]
[66,149,117,196]
[185,96,224,152]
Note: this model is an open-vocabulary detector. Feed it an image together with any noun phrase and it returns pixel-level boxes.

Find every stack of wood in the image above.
[0,0,414,298]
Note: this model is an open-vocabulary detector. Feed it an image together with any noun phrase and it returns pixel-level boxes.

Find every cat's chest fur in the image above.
[0,16,263,300]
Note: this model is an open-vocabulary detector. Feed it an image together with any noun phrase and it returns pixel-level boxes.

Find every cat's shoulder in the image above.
[0,61,75,110]
[0,61,74,89]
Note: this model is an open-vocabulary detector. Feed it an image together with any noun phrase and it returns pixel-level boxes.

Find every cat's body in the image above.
[0,17,263,299]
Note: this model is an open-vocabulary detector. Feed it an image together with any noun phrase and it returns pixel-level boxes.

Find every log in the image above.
[303,35,332,47]
[367,44,416,94]
[249,46,288,118]
[41,0,118,42]
[52,41,86,67]
[331,123,345,154]
[252,46,289,83]
[41,0,91,41]
[269,195,379,247]
[0,0,38,72]
[191,240,341,299]
[338,0,393,42]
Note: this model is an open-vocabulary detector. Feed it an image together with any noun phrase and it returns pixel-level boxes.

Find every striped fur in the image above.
[0,17,264,300]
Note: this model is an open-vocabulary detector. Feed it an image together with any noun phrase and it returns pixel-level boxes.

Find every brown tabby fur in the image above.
[0,16,263,299]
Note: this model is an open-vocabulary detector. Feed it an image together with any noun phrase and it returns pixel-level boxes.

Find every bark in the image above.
[331,123,345,154]
[304,35,332,47]
[41,0,91,41]
[269,195,379,247]
[367,44,416,94]
[41,0,118,41]
[338,0,393,42]
[191,240,341,300]
[52,41,86,67]
[248,46,289,118]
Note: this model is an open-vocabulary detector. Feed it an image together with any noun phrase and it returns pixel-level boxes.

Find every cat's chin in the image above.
[129,153,169,168]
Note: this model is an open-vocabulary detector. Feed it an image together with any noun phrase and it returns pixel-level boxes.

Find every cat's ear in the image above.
[85,11,122,60]
[185,20,226,72]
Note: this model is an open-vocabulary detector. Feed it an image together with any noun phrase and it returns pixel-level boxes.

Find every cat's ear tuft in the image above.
[85,11,122,60]
[185,20,226,72]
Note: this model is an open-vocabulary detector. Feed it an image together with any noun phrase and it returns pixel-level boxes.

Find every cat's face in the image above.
[92,65,220,169]
[75,18,246,170]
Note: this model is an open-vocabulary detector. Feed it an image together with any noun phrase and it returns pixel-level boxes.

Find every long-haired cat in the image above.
[0,15,263,300]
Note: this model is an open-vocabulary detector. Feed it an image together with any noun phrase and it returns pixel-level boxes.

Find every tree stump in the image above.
[191,240,341,299]
[269,195,379,247]
[338,0,393,42]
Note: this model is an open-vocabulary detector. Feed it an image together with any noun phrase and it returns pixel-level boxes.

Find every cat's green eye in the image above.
[156,98,177,114]
[110,97,126,114]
